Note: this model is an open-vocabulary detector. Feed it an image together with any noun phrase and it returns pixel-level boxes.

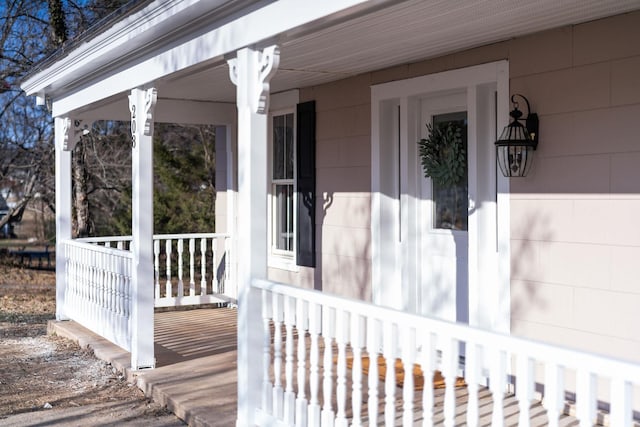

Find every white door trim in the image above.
[371,60,511,333]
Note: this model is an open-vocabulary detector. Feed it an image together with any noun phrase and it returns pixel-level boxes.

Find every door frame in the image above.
[371,60,511,334]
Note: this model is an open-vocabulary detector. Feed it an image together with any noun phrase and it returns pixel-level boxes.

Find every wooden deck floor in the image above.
[50,307,584,426]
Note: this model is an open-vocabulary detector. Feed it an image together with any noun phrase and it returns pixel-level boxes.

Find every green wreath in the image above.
[417,122,466,187]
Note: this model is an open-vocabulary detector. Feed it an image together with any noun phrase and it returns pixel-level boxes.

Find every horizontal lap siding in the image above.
[268,10,640,363]
[508,10,640,364]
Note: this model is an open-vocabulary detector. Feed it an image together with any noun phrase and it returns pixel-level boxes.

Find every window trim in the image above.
[268,107,298,271]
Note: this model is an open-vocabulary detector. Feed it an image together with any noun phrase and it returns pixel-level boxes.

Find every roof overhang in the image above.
[21,0,640,119]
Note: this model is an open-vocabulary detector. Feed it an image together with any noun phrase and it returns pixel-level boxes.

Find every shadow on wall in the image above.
[315,190,372,301]
[508,210,553,325]
[313,191,333,292]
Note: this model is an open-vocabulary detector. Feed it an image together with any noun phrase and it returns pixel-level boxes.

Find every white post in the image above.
[228,45,279,426]
[54,117,73,321]
[128,87,157,370]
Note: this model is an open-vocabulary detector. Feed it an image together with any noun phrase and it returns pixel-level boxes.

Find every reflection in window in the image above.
[272,113,295,252]
[432,112,468,231]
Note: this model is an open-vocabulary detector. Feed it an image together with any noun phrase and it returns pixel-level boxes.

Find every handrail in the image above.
[251,278,640,426]
[63,238,133,258]
[76,232,231,244]
[253,279,640,374]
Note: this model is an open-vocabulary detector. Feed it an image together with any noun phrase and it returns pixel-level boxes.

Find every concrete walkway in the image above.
[48,307,239,427]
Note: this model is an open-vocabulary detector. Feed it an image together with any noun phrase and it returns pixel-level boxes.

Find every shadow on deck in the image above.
[48,308,583,427]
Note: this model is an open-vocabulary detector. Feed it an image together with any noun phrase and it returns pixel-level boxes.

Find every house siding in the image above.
[266,10,640,363]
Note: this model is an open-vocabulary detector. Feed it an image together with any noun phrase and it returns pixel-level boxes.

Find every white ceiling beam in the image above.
[77,98,236,125]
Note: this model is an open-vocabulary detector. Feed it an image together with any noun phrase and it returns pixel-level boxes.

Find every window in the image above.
[269,100,316,269]
[271,112,296,256]
[431,111,468,231]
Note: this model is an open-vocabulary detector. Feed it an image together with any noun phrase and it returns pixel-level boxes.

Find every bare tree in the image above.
[0,0,129,236]
[0,0,53,233]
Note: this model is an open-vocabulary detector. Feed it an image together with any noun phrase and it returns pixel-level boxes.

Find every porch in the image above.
[49,306,585,427]
[53,231,640,426]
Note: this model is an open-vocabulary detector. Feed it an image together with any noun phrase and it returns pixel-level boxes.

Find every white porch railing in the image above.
[64,239,132,351]
[251,278,640,427]
[77,233,235,307]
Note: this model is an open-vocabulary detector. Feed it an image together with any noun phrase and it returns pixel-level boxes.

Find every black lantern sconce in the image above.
[495,94,539,177]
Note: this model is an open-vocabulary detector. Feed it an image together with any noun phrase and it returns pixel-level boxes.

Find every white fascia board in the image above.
[36,0,386,117]
[22,0,224,96]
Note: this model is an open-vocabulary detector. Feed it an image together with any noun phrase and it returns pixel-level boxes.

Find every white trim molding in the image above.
[371,60,510,334]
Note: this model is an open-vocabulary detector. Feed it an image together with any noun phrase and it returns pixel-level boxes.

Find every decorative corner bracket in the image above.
[227,45,280,114]
[128,87,157,147]
[62,117,92,151]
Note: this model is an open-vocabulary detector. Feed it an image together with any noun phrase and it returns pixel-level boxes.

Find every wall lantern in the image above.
[495,94,539,177]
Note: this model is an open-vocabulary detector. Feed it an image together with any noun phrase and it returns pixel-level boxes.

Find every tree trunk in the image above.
[47,0,68,48]
[73,142,92,237]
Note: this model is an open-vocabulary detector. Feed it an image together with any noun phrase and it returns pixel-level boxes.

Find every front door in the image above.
[371,61,510,333]
[417,93,469,323]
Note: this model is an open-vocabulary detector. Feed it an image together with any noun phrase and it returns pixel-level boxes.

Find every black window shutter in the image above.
[296,100,316,267]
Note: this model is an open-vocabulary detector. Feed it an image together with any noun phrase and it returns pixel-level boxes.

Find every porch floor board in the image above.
[48,308,582,426]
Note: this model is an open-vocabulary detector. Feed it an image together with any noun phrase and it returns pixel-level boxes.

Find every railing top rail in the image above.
[152,233,231,240]
[75,232,230,244]
[63,238,134,258]
[76,236,133,243]
[253,278,640,379]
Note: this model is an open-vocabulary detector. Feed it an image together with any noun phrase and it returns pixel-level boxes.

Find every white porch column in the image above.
[128,87,157,370]
[228,45,279,426]
[54,117,73,320]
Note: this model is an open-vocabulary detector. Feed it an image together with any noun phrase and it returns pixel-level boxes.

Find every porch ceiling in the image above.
[31,0,640,117]
[158,0,640,105]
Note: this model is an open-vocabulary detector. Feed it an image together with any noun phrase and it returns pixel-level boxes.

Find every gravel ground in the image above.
[0,257,185,426]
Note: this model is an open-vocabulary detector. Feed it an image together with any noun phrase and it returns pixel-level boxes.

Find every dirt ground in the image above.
[0,256,185,426]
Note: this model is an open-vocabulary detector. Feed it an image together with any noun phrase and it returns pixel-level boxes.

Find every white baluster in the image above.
[543,362,564,427]
[516,352,534,427]
[420,332,436,427]
[296,298,308,427]
[107,252,114,321]
[189,238,195,296]
[610,377,632,427]
[224,237,231,296]
[350,313,365,427]
[118,254,124,345]
[200,238,207,296]
[322,306,335,427]
[272,292,284,418]
[284,295,296,425]
[366,317,380,427]
[212,238,219,293]
[154,240,160,300]
[442,336,460,427]
[117,240,124,250]
[576,370,596,427]
[112,254,120,344]
[262,289,273,414]
[465,342,481,427]
[488,346,506,427]
[401,327,416,427]
[165,239,172,298]
[105,241,111,248]
[335,309,349,427]
[308,302,322,427]
[177,239,184,298]
[96,251,104,335]
[90,249,98,330]
[383,321,396,427]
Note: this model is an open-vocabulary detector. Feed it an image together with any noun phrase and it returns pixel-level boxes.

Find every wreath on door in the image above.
[417,122,466,187]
